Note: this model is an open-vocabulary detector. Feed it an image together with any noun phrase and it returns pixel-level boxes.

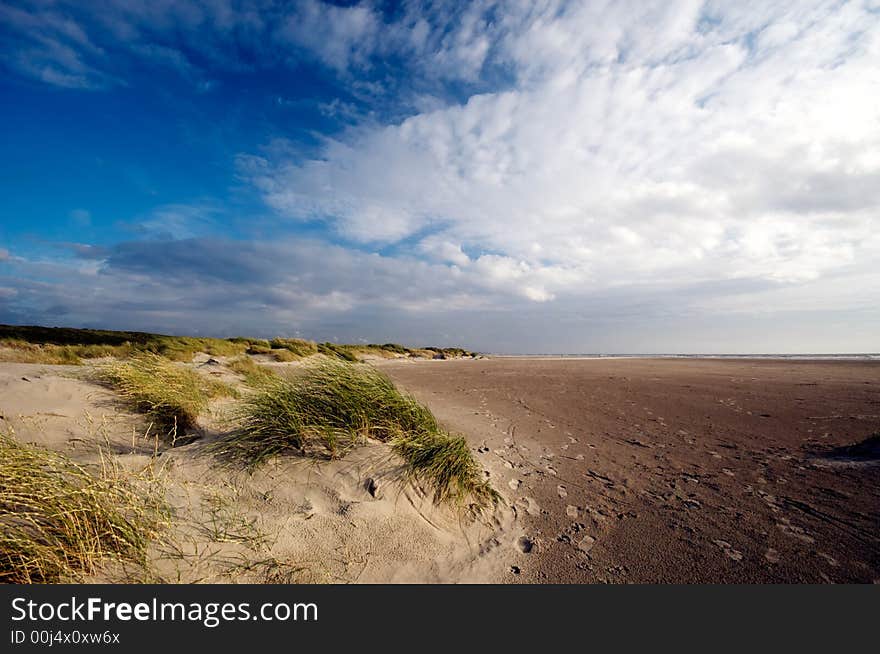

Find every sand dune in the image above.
[0,360,516,584]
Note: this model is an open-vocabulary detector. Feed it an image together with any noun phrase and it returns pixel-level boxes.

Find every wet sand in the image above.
[379,357,880,583]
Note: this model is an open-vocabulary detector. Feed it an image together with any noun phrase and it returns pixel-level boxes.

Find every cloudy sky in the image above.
[1,1,879,353]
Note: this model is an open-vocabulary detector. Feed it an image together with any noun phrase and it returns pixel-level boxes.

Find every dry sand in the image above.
[3,355,878,583]
[378,357,880,583]
[0,358,514,584]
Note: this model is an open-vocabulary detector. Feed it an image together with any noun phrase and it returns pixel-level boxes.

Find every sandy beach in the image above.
[2,352,878,584]
[378,357,880,583]
[0,357,513,584]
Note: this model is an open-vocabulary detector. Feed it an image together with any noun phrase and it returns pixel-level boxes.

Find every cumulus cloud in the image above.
[3,234,877,352]
[242,0,880,308]
[0,237,493,338]
[3,1,879,352]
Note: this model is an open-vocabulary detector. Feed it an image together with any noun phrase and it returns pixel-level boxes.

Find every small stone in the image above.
[577,535,596,553]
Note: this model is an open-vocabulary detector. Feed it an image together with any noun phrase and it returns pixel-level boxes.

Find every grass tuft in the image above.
[0,433,166,583]
[227,356,278,387]
[98,354,232,442]
[391,431,499,506]
[269,338,318,358]
[216,359,495,506]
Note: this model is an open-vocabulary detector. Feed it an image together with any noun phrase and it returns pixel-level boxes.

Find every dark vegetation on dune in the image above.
[0,324,478,365]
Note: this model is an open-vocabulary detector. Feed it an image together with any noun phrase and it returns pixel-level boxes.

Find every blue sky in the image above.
[1,1,879,353]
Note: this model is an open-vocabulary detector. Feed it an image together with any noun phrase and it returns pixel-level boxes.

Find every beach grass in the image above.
[216,359,495,506]
[98,354,233,441]
[0,338,132,365]
[391,430,498,506]
[0,324,477,365]
[269,338,318,358]
[0,433,166,583]
[227,356,278,387]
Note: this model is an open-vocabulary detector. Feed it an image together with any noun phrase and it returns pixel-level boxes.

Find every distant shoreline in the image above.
[488,353,880,361]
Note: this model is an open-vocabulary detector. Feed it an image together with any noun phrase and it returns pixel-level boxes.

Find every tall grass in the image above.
[0,325,250,363]
[98,354,232,442]
[0,339,132,365]
[392,431,498,506]
[316,342,360,362]
[269,338,318,358]
[227,356,277,387]
[0,324,477,364]
[218,359,495,506]
[0,433,166,583]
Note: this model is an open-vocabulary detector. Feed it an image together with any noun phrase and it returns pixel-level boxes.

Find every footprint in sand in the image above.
[566,505,579,518]
[777,519,815,544]
[557,484,568,498]
[713,539,744,561]
[818,552,839,567]
[515,496,541,517]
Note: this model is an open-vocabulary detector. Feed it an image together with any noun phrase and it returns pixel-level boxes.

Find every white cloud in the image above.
[244,0,880,310]
[278,0,381,72]
[4,1,880,351]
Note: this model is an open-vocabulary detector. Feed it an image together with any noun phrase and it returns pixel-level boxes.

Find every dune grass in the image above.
[98,354,232,442]
[0,325,250,363]
[391,431,499,506]
[217,359,495,506]
[227,356,278,387]
[269,338,318,358]
[0,324,478,365]
[0,433,166,583]
[0,338,132,365]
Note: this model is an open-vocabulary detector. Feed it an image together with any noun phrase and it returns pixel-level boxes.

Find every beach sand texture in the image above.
[378,357,880,583]
[2,355,878,583]
[0,359,513,584]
